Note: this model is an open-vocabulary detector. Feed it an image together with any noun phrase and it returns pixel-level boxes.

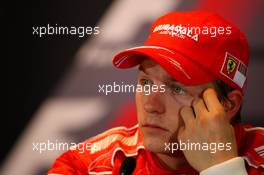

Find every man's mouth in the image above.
[142,124,169,132]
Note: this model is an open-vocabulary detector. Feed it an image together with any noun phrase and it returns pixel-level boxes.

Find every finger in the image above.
[203,88,223,112]
[192,98,208,118]
[180,106,195,126]
[177,126,185,140]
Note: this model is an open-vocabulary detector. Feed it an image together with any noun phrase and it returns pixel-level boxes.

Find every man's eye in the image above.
[140,79,152,86]
[171,85,185,95]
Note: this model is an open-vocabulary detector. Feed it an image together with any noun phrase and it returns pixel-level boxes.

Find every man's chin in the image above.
[142,136,167,153]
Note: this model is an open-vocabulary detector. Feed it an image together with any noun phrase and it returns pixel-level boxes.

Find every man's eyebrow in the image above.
[164,76,186,87]
[164,75,178,83]
[138,65,182,84]
[138,65,185,86]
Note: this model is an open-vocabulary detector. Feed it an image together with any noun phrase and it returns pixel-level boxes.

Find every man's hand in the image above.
[177,88,238,172]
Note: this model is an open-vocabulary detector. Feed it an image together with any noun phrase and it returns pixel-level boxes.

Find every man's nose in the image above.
[143,91,165,114]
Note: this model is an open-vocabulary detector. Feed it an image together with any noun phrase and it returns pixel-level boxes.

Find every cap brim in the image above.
[112,46,215,85]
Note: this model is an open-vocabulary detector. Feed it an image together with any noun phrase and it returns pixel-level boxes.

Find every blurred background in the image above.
[5,0,264,174]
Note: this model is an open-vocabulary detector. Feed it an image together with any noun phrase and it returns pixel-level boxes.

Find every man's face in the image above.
[136,58,214,154]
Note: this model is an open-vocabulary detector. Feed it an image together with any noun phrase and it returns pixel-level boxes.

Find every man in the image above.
[48,11,263,175]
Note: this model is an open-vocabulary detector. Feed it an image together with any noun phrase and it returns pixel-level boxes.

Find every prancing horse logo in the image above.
[227,58,236,74]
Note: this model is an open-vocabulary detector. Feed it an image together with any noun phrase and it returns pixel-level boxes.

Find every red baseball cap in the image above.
[112,11,249,93]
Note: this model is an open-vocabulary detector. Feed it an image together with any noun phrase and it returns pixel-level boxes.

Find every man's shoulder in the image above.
[48,125,144,174]
[72,124,143,164]
[76,124,143,155]
[235,124,264,170]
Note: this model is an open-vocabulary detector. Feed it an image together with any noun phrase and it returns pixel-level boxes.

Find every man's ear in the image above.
[222,90,243,122]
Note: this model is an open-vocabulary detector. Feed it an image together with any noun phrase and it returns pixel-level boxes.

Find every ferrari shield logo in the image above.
[227,58,236,74]
[221,52,247,88]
